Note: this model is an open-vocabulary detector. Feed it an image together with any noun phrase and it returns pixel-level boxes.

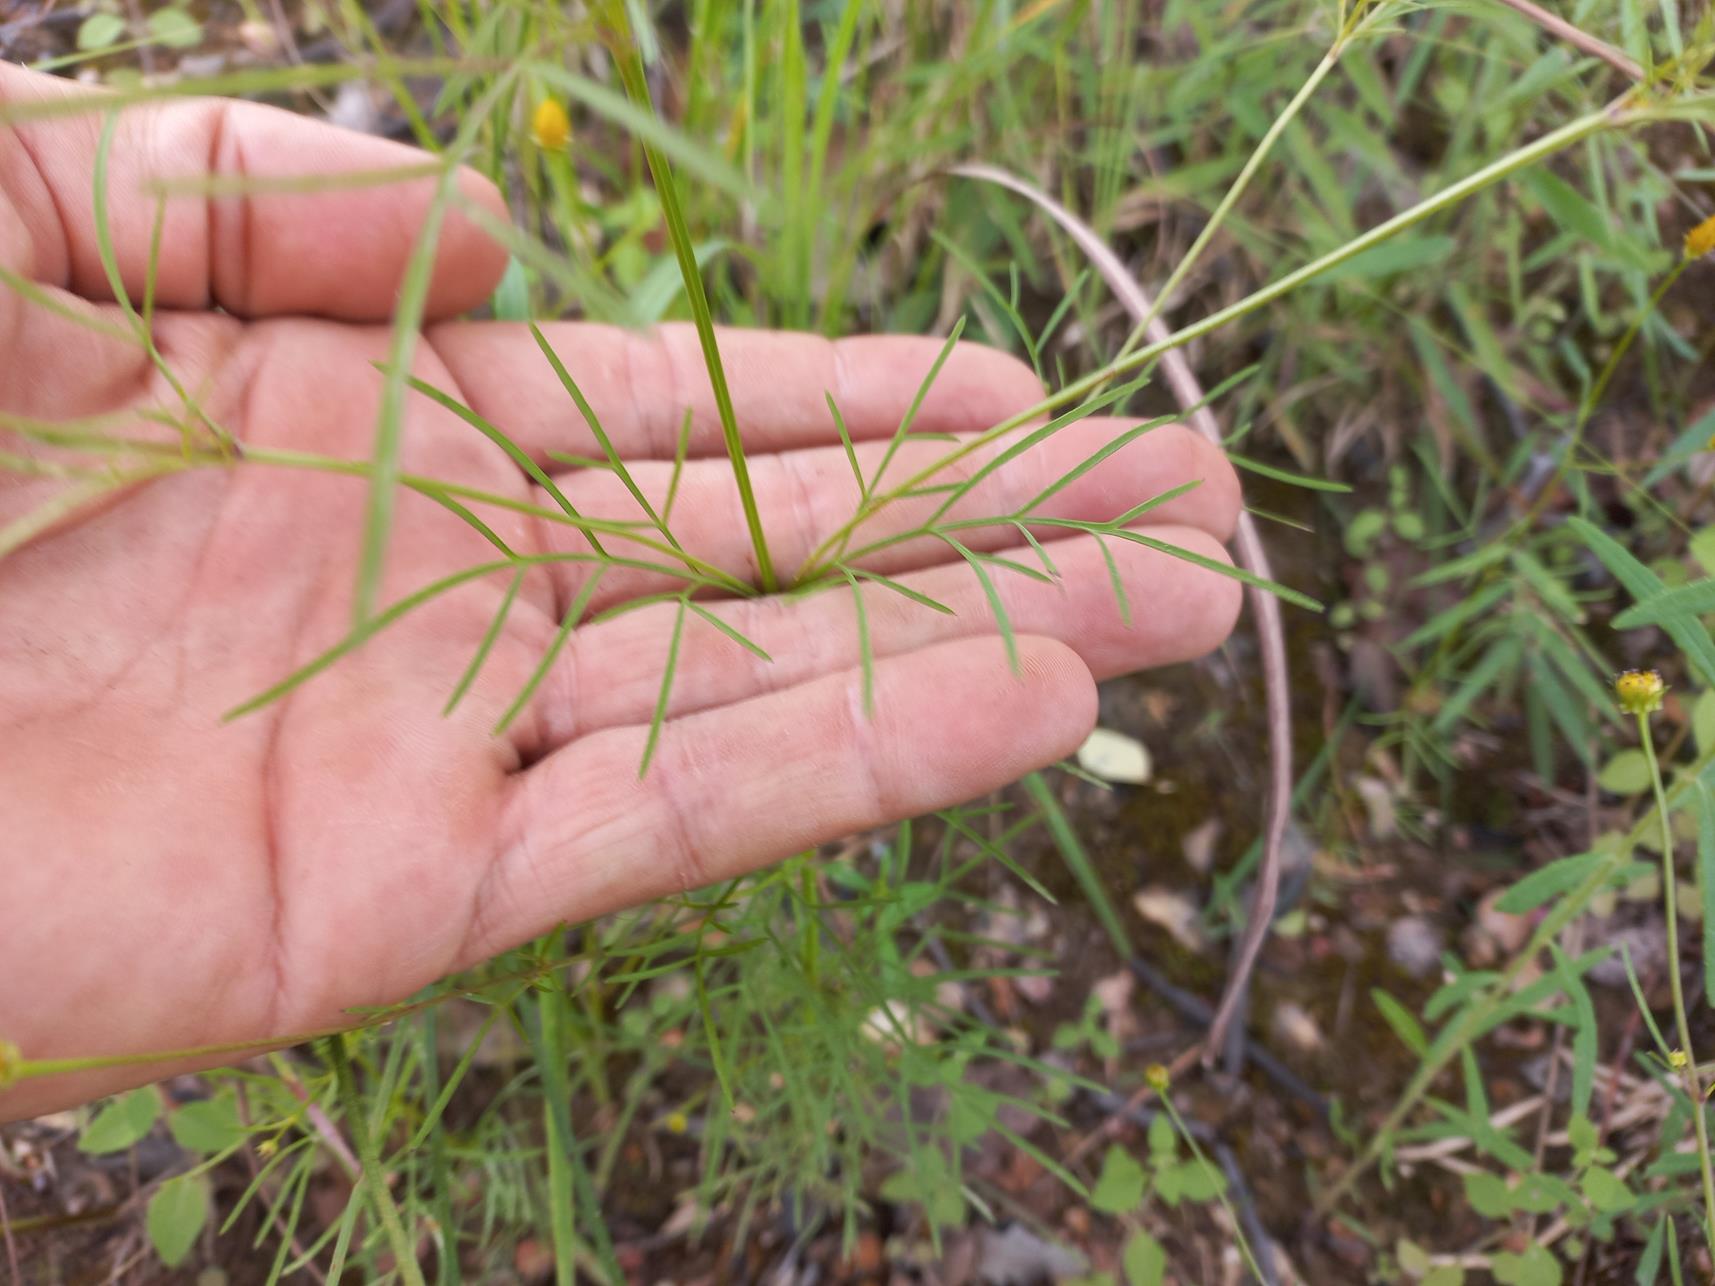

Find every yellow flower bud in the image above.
[1145,1063,1170,1092]
[1670,1048,1689,1070]
[1615,669,1666,715]
[531,98,571,152]
[665,1110,689,1135]
[1687,213,1715,261]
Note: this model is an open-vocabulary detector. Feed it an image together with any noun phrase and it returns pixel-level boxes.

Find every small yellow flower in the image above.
[1687,213,1715,261]
[0,1037,18,1090]
[256,1137,279,1159]
[664,1110,689,1135]
[1145,1063,1171,1093]
[1670,1048,1689,1070]
[531,98,571,152]
[1615,669,1666,716]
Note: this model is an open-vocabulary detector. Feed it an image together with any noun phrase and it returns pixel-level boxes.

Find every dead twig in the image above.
[948,162,1295,1067]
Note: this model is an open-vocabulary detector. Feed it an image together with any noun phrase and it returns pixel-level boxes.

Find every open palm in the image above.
[0,66,1241,1118]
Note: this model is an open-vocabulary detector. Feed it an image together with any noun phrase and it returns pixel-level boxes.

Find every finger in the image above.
[425,321,1049,460]
[467,636,1094,963]
[528,525,1241,750]
[528,416,1239,606]
[0,64,506,319]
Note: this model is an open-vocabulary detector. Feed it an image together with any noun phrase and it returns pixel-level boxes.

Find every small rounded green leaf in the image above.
[1090,1143,1147,1214]
[1122,1229,1166,1286]
[1579,1164,1633,1214]
[76,13,127,50]
[79,1088,159,1155]
[169,1097,246,1155]
[145,8,202,48]
[147,1173,209,1268]
[1597,750,1651,795]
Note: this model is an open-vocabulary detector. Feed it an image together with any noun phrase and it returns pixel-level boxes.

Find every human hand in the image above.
[0,64,1240,1118]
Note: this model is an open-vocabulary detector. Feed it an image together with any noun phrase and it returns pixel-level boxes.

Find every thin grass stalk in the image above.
[1637,707,1715,1250]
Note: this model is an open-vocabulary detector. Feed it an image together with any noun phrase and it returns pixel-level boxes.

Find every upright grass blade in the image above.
[1022,773,1130,957]
[606,22,777,591]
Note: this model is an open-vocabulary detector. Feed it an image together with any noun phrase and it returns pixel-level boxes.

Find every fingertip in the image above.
[423,165,509,319]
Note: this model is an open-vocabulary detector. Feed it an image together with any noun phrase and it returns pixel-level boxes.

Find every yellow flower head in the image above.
[1671,1048,1690,1070]
[1687,213,1715,261]
[1145,1063,1171,1093]
[531,98,571,152]
[1615,669,1666,715]
[0,1037,18,1090]
[664,1110,689,1135]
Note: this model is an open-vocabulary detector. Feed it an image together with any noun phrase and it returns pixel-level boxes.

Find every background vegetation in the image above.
[2,0,1714,1282]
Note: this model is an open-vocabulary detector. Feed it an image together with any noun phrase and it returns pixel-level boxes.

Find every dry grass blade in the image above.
[951,162,1294,1065]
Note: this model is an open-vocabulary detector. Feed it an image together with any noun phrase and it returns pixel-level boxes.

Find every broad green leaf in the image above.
[145,8,201,47]
[1495,852,1606,913]
[1491,1242,1562,1286]
[80,1088,159,1154]
[1597,750,1650,795]
[1462,1170,1512,1218]
[77,13,126,50]
[1162,1158,1225,1202]
[1579,1165,1632,1213]
[1423,1268,1466,1286]
[1090,1143,1146,1214]
[147,1174,209,1267]
[168,1096,246,1154]
[1122,1229,1166,1286]
[1147,1110,1175,1162]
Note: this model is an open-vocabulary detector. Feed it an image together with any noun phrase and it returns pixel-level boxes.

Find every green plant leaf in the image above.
[147,1173,209,1268]
[1598,750,1651,794]
[1462,1171,1512,1218]
[77,13,126,50]
[146,8,201,47]
[1371,988,1427,1054]
[1122,1229,1166,1286]
[79,1088,159,1155]
[1569,516,1715,687]
[1491,1242,1562,1286]
[168,1096,245,1154]
[1494,852,1607,914]
[1090,1143,1147,1214]
[1579,1164,1633,1214]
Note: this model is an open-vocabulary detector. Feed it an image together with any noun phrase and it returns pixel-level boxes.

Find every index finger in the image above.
[0,63,506,320]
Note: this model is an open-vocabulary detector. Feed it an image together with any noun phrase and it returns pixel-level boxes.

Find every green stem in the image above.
[1638,709,1715,1252]
[798,100,1633,584]
[328,1035,428,1286]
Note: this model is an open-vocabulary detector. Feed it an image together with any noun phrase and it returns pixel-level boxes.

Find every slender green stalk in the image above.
[606,16,778,591]
[1637,708,1715,1251]
[328,1035,428,1286]
[798,101,1633,583]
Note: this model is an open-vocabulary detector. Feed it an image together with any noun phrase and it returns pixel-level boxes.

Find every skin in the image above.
[0,65,1242,1120]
